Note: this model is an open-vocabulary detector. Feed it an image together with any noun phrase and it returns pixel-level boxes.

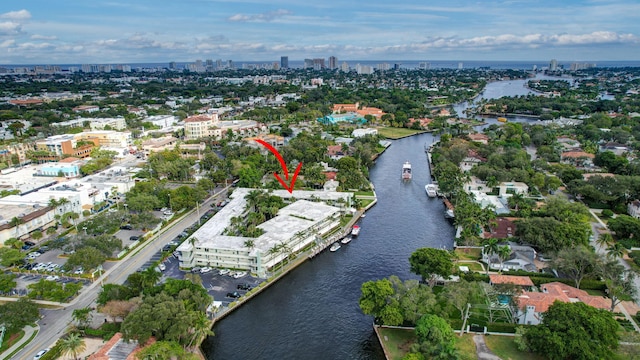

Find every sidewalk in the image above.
[1,325,38,360]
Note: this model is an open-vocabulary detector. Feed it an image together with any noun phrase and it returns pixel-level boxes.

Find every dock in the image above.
[309,210,362,258]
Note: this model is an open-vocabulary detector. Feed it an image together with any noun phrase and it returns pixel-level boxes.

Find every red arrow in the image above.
[255,139,302,193]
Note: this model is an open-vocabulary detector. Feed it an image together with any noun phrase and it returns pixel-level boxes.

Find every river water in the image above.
[202,77,545,360]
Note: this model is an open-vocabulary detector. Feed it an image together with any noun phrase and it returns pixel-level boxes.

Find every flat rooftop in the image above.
[178,188,342,255]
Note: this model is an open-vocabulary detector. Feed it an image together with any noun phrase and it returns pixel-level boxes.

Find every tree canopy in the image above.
[524,301,619,360]
[409,248,454,287]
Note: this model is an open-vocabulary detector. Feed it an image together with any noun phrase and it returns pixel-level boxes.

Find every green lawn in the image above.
[354,191,375,197]
[484,335,545,360]
[457,261,484,272]
[0,329,25,354]
[454,334,478,360]
[377,127,426,139]
[377,327,415,360]
[455,248,482,260]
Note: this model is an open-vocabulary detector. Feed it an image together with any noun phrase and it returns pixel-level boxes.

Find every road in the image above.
[14,187,229,360]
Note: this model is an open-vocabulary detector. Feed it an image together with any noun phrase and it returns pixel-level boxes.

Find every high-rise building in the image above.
[280,56,289,69]
[304,59,314,69]
[169,61,177,70]
[312,58,325,70]
[328,56,337,70]
[341,62,350,72]
[549,59,558,71]
[458,62,463,69]
[377,63,390,71]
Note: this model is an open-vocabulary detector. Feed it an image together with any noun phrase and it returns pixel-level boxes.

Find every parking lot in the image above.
[153,253,264,306]
[5,272,92,297]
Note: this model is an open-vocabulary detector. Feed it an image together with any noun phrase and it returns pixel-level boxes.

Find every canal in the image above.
[203,76,550,359]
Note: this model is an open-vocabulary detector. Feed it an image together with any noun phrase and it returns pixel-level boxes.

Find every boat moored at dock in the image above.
[425,184,438,198]
[351,225,361,237]
[329,243,341,252]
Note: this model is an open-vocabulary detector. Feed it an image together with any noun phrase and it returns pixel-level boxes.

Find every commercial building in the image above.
[280,56,289,69]
[183,114,267,140]
[176,188,352,277]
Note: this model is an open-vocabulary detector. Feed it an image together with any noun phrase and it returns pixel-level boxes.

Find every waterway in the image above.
[202,77,547,359]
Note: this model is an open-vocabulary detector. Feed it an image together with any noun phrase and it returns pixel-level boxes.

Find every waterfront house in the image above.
[516,282,610,325]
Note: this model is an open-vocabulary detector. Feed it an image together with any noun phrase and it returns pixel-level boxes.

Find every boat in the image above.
[360,214,366,218]
[402,161,412,180]
[444,209,455,219]
[497,117,507,123]
[425,184,438,198]
[341,236,352,245]
[329,243,341,252]
[351,225,361,237]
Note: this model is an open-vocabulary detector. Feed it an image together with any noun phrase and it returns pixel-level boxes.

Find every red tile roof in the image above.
[517,282,611,313]
[489,274,534,287]
[561,151,595,159]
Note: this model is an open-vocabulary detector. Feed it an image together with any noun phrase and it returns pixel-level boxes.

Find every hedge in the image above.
[529,277,607,291]
[486,322,518,333]
[84,322,121,340]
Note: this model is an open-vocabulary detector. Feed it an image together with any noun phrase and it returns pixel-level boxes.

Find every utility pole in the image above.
[460,303,471,336]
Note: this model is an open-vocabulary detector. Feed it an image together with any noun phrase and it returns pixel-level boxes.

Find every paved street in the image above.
[13,186,230,360]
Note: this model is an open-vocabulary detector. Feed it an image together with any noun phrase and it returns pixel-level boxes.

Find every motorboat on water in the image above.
[402,161,412,180]
[341,236,352,245]
[330,242,341,252]
[351,225,361,236]
[425,184,438,198]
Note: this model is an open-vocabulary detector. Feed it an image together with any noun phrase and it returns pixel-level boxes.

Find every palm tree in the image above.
[607,243,626,259]
[72,307,92,329]
[140,266,161,290]
[59,333,86,360]
[497,245,512,273]
[243,239,255,253]
[245,190,263,212]
[187,311,214,349]
[9,217,23,238]
[482,238,500,275]
[596,232,614,249]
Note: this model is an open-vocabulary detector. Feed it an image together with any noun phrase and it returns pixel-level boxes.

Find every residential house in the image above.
[467,133,489,145]
[629,200,640,219]
[352,128,378,138]
[489,274,534,291]
[561,151,595,168]
[327,145,346,160]
[483,242,537,272]
[460,150,486,172]
[517,282,610,325]
[599,142,632,156]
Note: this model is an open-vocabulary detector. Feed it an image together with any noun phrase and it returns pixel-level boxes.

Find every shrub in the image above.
[600,209,614,218]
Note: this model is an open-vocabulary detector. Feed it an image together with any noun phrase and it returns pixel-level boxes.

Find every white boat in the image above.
[341,236,352,244]
[351,225,361,237]
[445,209,455,219]
[402,161,412,180]
[329,243,341,252]
[425,184,438,198]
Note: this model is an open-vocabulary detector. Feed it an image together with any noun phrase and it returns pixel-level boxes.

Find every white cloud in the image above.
[0,21,23,35]
[227,9,292,22]
[0,10,31,21]
[31,34,58,40]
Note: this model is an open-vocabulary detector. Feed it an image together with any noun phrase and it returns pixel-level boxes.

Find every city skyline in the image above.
[1,1,639,64]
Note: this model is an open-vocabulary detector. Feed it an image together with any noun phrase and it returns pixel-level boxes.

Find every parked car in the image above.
[218,269,230,276]
[226,291,241,298]
[232,271,247,279]
[45,275,60,281]
[24,241,36,247]
[237,283,252,290]
[163,210,174,216]
[120,224,133,230]
[162,245,172,252]
[200,267,212,273]
[158,263,166,271]
[191,267,201,273]
[21,244,33,251]
[74,268,84,275]
[129,235,140,241]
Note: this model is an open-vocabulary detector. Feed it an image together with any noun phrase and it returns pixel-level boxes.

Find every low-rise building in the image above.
[352,128,378,138]
[629,200,640,219]
[176,188,351,277]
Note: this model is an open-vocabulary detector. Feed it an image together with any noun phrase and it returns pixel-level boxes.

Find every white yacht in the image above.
[425,184,438,198]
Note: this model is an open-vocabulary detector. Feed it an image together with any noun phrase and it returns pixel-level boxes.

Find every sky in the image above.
[1,0,639,65]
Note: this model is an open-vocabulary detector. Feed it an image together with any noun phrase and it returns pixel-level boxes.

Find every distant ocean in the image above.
[3,60,640,70]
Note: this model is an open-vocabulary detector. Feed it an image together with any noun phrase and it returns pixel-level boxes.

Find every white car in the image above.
[163,210,174,216]
[33,349,49,360]
[45,275,60,281]
[74,268,84,275]
[158,263,166,271]
[232,271,247,279]
[218,269,230,276]
[200,267,212,273]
